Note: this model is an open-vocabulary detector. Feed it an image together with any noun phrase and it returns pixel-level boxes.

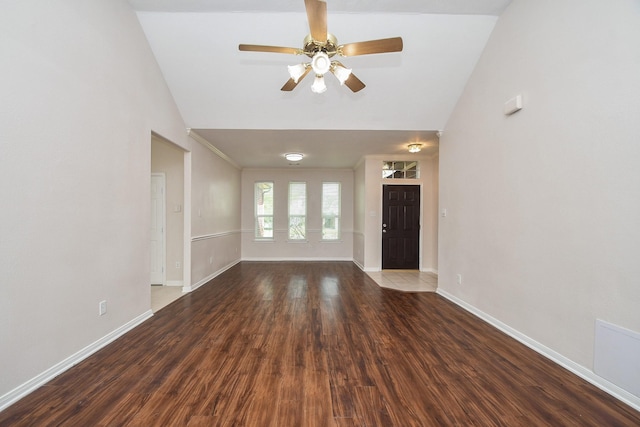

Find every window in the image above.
[288,182,306,240]
[382,161,419,179]
[255,182,273,239]
[322,182,340,240]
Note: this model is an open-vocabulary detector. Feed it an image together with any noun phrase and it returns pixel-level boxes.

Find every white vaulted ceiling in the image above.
[128,0,512,167]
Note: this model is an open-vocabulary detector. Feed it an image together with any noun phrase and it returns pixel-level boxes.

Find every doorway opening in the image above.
[151,134,187,312]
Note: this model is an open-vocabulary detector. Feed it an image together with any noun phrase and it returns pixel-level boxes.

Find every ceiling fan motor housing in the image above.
[303,33,338,58]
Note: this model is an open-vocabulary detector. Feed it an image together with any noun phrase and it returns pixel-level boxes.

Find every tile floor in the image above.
[366,270,438,292]
[150,285,184,312]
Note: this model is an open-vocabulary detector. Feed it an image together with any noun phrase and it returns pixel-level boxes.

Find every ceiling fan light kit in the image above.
[332,63,352,85]
[239,0,403,94]
[311,51,331,75]
[287,63,308,83]
[311,75,327,94]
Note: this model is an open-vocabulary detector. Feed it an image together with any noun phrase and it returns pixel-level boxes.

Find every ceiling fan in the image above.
[238,0,403,93]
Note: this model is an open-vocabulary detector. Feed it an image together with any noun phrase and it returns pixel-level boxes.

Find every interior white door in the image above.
[150,173,166,285]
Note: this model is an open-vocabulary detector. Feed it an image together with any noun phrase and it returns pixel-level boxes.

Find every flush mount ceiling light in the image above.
[408,143,422,153]
[285,153,304,162]
[239,0,403,94]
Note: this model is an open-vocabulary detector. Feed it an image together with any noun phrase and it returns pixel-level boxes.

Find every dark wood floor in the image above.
[1,262,639,426]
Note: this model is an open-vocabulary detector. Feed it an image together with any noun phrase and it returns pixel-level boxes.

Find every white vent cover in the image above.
[594,319,640,397]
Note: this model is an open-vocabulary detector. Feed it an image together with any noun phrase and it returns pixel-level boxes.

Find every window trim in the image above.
[254,181,274,240]
[382,160,420,179]
[288,181,307,240]
[321,181,341,241]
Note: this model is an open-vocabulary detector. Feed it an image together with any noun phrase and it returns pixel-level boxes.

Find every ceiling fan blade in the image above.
[281,67,312,91]
[239,44,302,55]
[332,61,365,92]
[343,73,366,93]
[305,0,327,42]
[339,37,403,57]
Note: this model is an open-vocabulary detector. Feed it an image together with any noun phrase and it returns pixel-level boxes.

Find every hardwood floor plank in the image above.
[276,400,305,426]
[350,386,393,427]
[330,386,354,418]
[96,393,150,427]
[1,262,639,426]
[185,415,220,426]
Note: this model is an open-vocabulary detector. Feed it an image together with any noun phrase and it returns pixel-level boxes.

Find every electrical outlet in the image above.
[99,300,107,316]
[209,256,213,264]
[176,261,181,269]
[456,274,463,285]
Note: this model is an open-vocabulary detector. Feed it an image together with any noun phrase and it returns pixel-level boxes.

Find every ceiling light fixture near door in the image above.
[285,153,304,162]
[408,143,422,153]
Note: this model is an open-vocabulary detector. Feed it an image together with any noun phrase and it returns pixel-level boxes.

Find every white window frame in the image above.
[382,160,420,179]
[321,182,341,240]
[288,182,307,240]
[254,181,274,240]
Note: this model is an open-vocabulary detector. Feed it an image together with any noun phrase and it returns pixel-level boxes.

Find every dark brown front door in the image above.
[382,185,420,269]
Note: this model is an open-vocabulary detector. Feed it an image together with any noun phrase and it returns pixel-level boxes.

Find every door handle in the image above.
[382,229,386,233]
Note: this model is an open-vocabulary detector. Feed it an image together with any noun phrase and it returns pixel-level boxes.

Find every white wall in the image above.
[439,0,640,405]
[422,153,439,272]
[189,137,242,290]
[361,155,440,272]
[353,161,366,268]
[0,0,189,405]
[241,169,354,260]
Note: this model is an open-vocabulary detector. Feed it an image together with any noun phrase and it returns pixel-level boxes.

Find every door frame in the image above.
[151,172,166,285]
[380,183,422,270]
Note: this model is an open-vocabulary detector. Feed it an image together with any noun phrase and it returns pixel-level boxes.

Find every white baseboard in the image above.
[241,257,354,262]
[185,259,356,293]
[352,259,365,271]
[436,289,640,412]
[165,280,183,287]
[184,259,241,293]
[354,264,438,274]
[0,310,153,412]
